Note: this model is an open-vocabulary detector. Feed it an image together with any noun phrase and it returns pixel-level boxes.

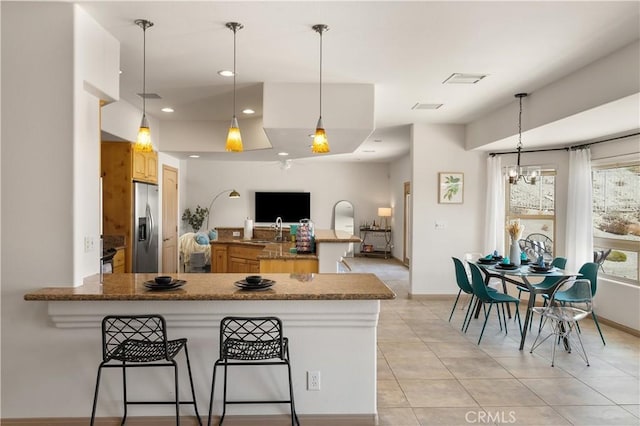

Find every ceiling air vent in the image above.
[412,102,443,110]
[443,73,487,84]
[137,93,162,99]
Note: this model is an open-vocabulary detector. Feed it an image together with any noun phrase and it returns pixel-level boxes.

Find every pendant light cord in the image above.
[232,25,237,118]
[142,24,146,118]
[319,28,323,119]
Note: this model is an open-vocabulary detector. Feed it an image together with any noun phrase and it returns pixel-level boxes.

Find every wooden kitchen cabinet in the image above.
[211,245,228,273]
[112,248,125,273]
[260,258,318,273]
[211,243,264,273]
[132,150,158,183]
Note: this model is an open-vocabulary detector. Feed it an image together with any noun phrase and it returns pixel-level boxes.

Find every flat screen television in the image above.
[255,191,310,223]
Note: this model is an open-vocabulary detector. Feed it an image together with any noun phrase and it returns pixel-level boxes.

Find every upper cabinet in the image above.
[102,142,158,185]
[132,150,158,183]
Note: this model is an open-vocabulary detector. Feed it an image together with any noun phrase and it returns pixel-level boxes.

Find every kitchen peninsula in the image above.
[24,272,394,423]
[211,229,361,274]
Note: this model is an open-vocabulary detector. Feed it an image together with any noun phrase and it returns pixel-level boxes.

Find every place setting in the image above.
[493,256,520,270]
[234,275,276,291]
[477,250,503,265]
[143,275,187,291]
[528,256,555,274]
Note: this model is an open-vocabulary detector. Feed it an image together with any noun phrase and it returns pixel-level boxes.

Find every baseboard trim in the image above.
[1,414,377,426]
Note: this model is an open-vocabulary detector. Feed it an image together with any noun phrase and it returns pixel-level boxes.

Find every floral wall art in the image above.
[438,172,464,204]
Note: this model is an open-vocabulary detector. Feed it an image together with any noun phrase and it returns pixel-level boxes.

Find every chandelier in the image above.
[507,93,540,185]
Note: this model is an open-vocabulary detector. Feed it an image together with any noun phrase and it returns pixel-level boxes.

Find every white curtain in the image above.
[565,148,593,272]
[483,155,505,255]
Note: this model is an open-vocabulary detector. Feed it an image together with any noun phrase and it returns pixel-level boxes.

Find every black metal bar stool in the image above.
[207,316,300,426]
[90,315,202,425]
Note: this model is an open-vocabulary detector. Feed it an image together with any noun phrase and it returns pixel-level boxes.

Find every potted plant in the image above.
[182,205,209,232]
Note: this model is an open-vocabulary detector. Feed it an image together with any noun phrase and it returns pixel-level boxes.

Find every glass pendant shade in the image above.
[312,117,329,153]
[225,115,243,152]
[135,115,152,152]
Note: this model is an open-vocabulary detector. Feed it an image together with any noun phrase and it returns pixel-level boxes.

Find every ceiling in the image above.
[84,1,640,162]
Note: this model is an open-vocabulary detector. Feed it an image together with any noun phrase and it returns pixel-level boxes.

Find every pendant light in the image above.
[312,24,330,154]
[225,22,243,152]
[507,93,540,185]
[134,19,154,152]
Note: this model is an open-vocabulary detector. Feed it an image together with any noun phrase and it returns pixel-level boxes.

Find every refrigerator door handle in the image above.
[146,203,154,250]
[147,204,156,249]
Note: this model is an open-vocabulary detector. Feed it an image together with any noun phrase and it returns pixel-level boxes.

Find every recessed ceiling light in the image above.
[412,102,443,110]
[189,155,200,158]
[218,70,234,77]
[119,70,123,75]
[277,152,289,156]
[242,109,255,114]
[161,107,174,113]
[443,73,487,84]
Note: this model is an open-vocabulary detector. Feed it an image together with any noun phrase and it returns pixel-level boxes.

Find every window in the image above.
[592,161,640,284]
[506,171,556,256]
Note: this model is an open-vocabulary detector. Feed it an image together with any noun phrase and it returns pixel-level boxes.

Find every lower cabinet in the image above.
[260,258,319,273]
[112,248,125,273]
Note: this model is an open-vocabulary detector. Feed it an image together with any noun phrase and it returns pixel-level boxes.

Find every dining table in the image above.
[476,260,580,350]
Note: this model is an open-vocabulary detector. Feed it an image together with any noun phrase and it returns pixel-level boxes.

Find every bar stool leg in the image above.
[207,362,220,426]
[121,362,128,425]
[90,364,104,426]
[173,361,180,426]
[220,362,229,425]
[184,346,203,425]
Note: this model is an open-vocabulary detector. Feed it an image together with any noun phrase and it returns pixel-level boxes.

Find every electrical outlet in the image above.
[435,221,446,230]
[307,371,320,391]
[84,236,94,253]
[232,231,240,237]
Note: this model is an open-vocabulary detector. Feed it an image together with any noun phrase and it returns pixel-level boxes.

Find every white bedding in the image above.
[179,232,211,269]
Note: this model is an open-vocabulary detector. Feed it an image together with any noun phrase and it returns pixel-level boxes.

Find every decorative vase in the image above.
[510,239,522,266]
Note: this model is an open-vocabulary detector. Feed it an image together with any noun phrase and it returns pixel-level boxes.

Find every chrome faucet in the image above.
[275,216,283,241]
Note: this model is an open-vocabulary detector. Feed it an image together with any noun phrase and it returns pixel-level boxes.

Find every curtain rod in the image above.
[488,131,639,157]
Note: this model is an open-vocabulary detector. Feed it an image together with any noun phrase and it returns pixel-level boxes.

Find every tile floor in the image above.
[345,257,640,426]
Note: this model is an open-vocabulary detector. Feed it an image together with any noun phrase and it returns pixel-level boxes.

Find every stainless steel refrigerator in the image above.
[133,182,159,272]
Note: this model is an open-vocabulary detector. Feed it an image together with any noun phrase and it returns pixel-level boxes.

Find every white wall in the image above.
[1,3,120,417]
[181,159,390,235]
[410,124,486,295]
[389,155,411,260]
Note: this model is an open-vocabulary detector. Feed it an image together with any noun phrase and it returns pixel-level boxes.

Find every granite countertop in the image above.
[210,229,359,260]
[23,273,396,301]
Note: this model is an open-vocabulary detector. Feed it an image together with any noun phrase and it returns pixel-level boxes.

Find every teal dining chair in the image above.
[450,257,497,332]
[467,263,522,345]
[517,256,567,300]
[553,262,606,345]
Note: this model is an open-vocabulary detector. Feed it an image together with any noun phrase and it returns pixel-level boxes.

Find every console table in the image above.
[358,228,392,259]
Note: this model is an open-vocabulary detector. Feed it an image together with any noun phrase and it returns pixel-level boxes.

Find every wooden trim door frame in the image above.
[162,165,179,273]
[403,181,411,267]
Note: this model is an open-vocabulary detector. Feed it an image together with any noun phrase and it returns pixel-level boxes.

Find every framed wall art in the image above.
[438,172,464,204]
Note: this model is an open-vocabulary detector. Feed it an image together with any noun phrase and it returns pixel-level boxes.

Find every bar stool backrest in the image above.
[219,316,285,361]
[102,315,169,362]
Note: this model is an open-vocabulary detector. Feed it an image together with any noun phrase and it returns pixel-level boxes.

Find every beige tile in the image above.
[378,379,409,407]
[477,406,570,425]
[459,378,546,406]
[377,407,420,426]
[378,341,437,360]
[493,355,572,379]
[413,407,488,426]
[439,357,513,379]
[553,405,640,425]
[620,404,640,418]
[426,341,486,358]
[388,357,454,380]
[580,376,640,405]
[520,378,614,405]
[378,356,396,380]
[378,322,421,342]
[398,379,478,407]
